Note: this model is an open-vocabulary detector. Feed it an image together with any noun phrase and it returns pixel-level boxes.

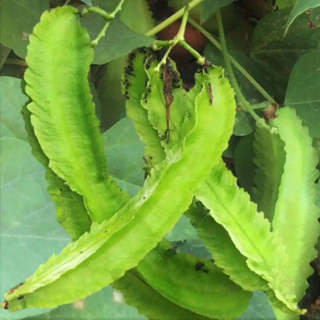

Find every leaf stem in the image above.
[189,18,277,106]
[216,10,266,126]
[145,0,204,36]
[81,0,126,47]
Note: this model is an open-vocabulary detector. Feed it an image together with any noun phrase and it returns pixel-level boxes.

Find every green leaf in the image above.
[0,136,68,320]
[234,110,255,136]
[310,6,320,27]
[286,0,320,32]
[233,134,255,194]
[80,0,92,5]
[0,77,28,141]
[0,44,10,70]
[96,57,126,130]
[81,16,154,65]
[102,118,145,187]
[201,0,234,22]
[285,51,320,138]
[276,0,296,9]
[165,215,199,242]
[120,0,154,34]
[0,0,49,58]
[250,8,320,98]
[238,291,276,320]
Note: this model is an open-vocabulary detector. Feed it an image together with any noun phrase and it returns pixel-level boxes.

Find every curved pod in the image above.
[24,6,127,223]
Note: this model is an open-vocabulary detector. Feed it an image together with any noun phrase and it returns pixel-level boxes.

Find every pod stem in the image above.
[81,0,126,47]
[145,0,204,37]
[154,6,205,71]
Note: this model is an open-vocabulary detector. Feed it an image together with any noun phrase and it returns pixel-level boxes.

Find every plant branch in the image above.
[81,0,126,47]
[189,19,277,106]
[145,0,203,36]
[216,10,267,126]
[154,6,205,70]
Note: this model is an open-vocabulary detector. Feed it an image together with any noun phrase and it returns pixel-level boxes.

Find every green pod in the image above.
[22,105,91,240]
[4,59,236,311]
[141,58,203,158]
[195,162,300,313]
[124,51,259,300]
[186,203,267,292]
[113,270,213,320]
[270,107,320,302]
[252,123,285,221]
[21,87,222,319]
[136,240,251,319]
[124,50,165,167]
[24,6,128,223]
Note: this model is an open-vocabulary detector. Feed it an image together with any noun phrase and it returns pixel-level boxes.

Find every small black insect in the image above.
[129,51,136,61]
[194,262,209,273]
[194,262,205,271]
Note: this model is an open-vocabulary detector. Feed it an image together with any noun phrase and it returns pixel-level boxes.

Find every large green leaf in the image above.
[0,0,49,58]
[0,136,68,320]
[238,292,276,320]
[80,0,92,5]
[81,16,154,65]
[285,51,320,138]
[102,118,144,187]
[276,0,296,9]
[0,44,10,70]
[233,134,255,194]
[0,77,28,141]
[250,8,320,99]
[286,0,320,32]
[201,0,234,22]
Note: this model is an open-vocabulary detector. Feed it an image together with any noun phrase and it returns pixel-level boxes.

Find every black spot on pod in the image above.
[194,262,205,271]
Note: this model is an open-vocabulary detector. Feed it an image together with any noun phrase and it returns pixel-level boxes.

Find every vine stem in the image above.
[154,6,205,70]
[189,18,277,106]
[81,0,126,47]
[145,0,203,37]
[216,10,267,127]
